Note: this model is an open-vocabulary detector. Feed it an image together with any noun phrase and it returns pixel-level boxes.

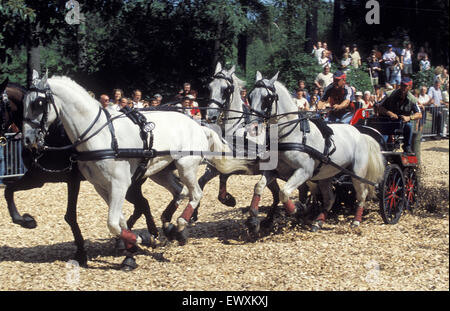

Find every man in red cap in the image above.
[378,77,422,153]
[317,70,355,123]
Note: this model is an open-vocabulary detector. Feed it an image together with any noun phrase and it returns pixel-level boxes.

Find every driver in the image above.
[317,71,355,123]
[377,77,422,154]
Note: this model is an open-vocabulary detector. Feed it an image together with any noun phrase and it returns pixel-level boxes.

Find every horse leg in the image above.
[125,177,158,248]
[246,171,276,238]
[175,157,203,246]
[351,180,369,228]
[150,169,187,241]
[195,164,220,222]
[217,173,236,207]
[64,176,87,267]
[260,179,280,230]
[279,167,314,218]
[311,179,335,232]
[3,170,45,229]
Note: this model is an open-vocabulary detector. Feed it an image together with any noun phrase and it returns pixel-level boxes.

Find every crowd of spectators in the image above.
[292,39,450,115]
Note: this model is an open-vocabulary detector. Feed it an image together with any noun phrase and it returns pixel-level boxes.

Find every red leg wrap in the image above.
[316,212,327,222]
[249,194,261,217]
[121,229,137,249]
[283,200,296,215]
[180,204,194,222]
[355,206,364,222]
[219,183,227,199]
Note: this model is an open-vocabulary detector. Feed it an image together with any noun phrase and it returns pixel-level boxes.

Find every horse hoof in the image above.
[351,220,360,228]
[163,224,177,241]
[176,229,188,246]
[139,232,157,248]
[218,193,236,207]
[311,221,323,232]
[14,213,37,229]
[121,256,137,271]
[74,250,88,267]
[245,217,260,237]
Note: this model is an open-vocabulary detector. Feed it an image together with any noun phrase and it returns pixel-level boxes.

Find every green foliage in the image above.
[411,67,437,89]
[345,64,374,93]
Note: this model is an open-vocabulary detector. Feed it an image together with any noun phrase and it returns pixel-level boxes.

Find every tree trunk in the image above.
[304,2,318,53]
[331,0,342,55]
[26,24,41,88]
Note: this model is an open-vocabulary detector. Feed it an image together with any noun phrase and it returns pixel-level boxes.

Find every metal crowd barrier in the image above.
[421,106,449,138]
[0,133,27,183]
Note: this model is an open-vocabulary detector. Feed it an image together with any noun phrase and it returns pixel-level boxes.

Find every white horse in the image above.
[201,62,302,233]
[248,71,385,231]
[22,73,248,269]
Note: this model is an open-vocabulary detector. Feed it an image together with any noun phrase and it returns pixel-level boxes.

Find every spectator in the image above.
[350,44,362,69]
[323,42,333,62]
[309,95,319,111]
[340,52,352,72]
[293,90,309,111]
[311,41,324,61]
[120,97,129,109]
[182,96,201,120]
[417,85,431,132]
[99,94,110,109]
[311,87,321,102]
[424,41,432,60]
[149,97,160,107]
[416,47,428,62]
[315,66,333,90]
[354,91,364,109]
[176,82,197,100]
[401,43,414,76]
[372,45,383,61]
[240,88,249,107]
[131,89,144,108]
[363,91,374,109]
[111,88,124,106]
[390,57,403,89]
[368,54,382,86]
[153,94,163,105]
[295,80,310,102]
[428,80,444,107]
[420,55,431,71]
[435,68,449,88]
[383,44,397,83]
[442,83,449,106]
[374,85,386,104]
[318,50,331,68]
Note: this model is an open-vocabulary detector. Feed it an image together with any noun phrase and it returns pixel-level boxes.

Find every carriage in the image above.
[322,108,420,225]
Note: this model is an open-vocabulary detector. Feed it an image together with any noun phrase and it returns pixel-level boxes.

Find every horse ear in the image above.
[32,70,40,83]
[215,62,222,74]
[256,71,263,81]
[0,77,8,92]
[229,65,236,75]
[37,71,48,89]
[269,71,280,86]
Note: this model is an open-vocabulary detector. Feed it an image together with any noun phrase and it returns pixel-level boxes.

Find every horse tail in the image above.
[362,134,385,198]
[201,126,254,174]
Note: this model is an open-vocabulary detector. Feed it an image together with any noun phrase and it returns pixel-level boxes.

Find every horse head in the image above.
[207,62,237,123]
[23,70,58,151]
[247,71,279,135]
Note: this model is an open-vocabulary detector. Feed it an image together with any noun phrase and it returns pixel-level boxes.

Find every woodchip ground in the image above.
[0,139,448,291]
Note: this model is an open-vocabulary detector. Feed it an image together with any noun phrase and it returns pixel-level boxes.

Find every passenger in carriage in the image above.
[377,77,422,154]
[317,70,355,123]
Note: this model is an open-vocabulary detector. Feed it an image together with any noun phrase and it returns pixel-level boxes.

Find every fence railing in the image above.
[0,133,27,182]
[421,106,449,138]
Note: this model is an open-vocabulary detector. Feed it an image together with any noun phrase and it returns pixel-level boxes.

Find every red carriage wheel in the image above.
[379,164,406,224]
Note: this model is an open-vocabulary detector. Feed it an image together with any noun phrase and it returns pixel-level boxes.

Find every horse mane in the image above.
[7,82,27,93]
[232,73,246,89]
[50,76,101,108]
[274,80,297,113]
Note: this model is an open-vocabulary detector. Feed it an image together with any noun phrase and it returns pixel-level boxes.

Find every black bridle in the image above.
[249,79,279,121]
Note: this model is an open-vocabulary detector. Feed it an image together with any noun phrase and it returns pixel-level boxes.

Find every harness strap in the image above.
[102,108,119,155]
[278,142,377,186]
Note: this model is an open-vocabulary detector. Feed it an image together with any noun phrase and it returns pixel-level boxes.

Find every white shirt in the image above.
[133,101,144,108]
[418,94,430,106]
[294,98,309,110]
[314,47,324,60]
[383,51,396,65]
[401,49,412,65]
[315,72,333,88]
